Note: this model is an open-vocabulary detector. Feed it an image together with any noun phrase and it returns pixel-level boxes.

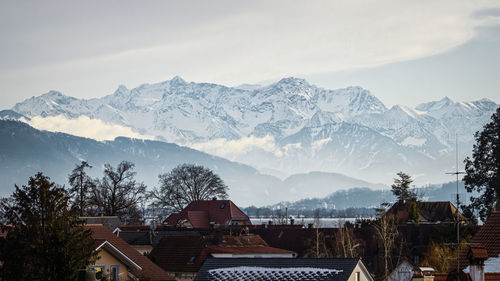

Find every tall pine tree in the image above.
[68,161,94,216]
[0,173,96,281]
[391,172,418,202]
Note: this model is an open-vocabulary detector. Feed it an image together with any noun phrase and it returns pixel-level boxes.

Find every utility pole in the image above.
[446,135,466,281]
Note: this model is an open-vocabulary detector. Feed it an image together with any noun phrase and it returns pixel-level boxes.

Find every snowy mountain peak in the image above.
[41,90,64,98]
[9,77,499,185]
[169,75,187,86]
[115,84,129,93]
[275,77,309,86]
[415,96,454,111]
[440,96,453,103]
[270,77,312,93]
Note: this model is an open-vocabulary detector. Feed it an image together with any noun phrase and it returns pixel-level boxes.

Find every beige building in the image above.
[86,224,174,281]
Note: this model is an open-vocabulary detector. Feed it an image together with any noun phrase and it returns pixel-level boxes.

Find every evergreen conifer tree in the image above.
[391,172,418,202]
[0,172,96,281]
[68,161,95,216]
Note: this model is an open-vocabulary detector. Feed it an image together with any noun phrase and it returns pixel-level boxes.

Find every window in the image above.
[110,265,119,281]
[356,272,360,281]
[220,203,226,209]
[89,265,105,281]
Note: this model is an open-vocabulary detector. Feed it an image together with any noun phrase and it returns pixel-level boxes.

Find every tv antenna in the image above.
[446,134,466,281]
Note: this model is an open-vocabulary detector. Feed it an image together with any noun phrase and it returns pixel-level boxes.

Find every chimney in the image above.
[415,267,435,281]
[468,245,487,281]
[469,265,485,281]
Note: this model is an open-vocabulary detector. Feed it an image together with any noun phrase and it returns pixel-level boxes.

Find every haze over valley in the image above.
[1,77,497,206]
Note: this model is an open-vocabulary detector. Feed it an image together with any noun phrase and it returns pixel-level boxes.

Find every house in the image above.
[86,224,175,281]
[150,232,295,281]
[412,267,436,281]
[81,216,123,230]
[164,199,251,229]
[250,226,339,257]
[384,201,466,225]
[113,225,152,234]
[112,225,155,254]
[387,259,416,281]
[452,211,500,281]
[193,257,374,281]
[115,230,154,255]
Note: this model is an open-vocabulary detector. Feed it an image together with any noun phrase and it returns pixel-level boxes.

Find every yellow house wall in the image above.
[91,249,129,281]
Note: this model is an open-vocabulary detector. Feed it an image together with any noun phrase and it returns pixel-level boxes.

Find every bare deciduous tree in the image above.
[305,228,331,258]
[89,161,146,221]
[374,214,399,281]
[152,164,228,212]
[334,223,360,258]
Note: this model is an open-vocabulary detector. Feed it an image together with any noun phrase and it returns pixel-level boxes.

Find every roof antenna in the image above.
[446,133,466,281]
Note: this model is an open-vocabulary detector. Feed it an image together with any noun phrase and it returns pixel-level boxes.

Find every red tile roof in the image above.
[433,273,449,281]
[205,245,293,254]
[469,245,488,259]
[86,224,174,281]
[115,225,151,232]
[151,233,293,273]
[433,272,472,281]
[164,200,250,228]
[486,273,500,281]
[385,201,466,224]
[188,211,210,229]
[453,211,500,272]
[151,234,208,273]
[435,273,500,281]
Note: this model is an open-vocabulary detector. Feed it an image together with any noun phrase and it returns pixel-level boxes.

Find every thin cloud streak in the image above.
[1,1,500,108]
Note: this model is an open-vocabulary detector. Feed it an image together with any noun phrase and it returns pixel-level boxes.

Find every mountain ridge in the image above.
[0,120,388,206]
[9,76,499,185]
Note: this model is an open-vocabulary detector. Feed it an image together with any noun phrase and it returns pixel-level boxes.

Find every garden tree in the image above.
[408,202,420,224]
[373,214,399,281]
[305,228,331,258]
[68,161,95,216]
[333,223,361,258]
[420,240,466,273]
[89,161,146,222]
[0,173,96,281]
[463,107,500,222]
[152,164,228,212]
[391,172,418,202]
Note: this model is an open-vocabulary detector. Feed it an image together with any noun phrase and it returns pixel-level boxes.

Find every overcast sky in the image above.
[1,0,500,109]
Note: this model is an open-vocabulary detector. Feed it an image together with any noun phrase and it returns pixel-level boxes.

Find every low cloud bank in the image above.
[191,135,283,159]
[22,115,154,141]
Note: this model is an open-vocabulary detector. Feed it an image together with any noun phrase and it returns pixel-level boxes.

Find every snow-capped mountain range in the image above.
[10,77,499,185]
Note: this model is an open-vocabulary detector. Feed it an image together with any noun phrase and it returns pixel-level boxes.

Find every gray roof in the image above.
[118,230,203,247]
[194,258,361,281]
[81,216,122,230]
[118,231,152,246]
